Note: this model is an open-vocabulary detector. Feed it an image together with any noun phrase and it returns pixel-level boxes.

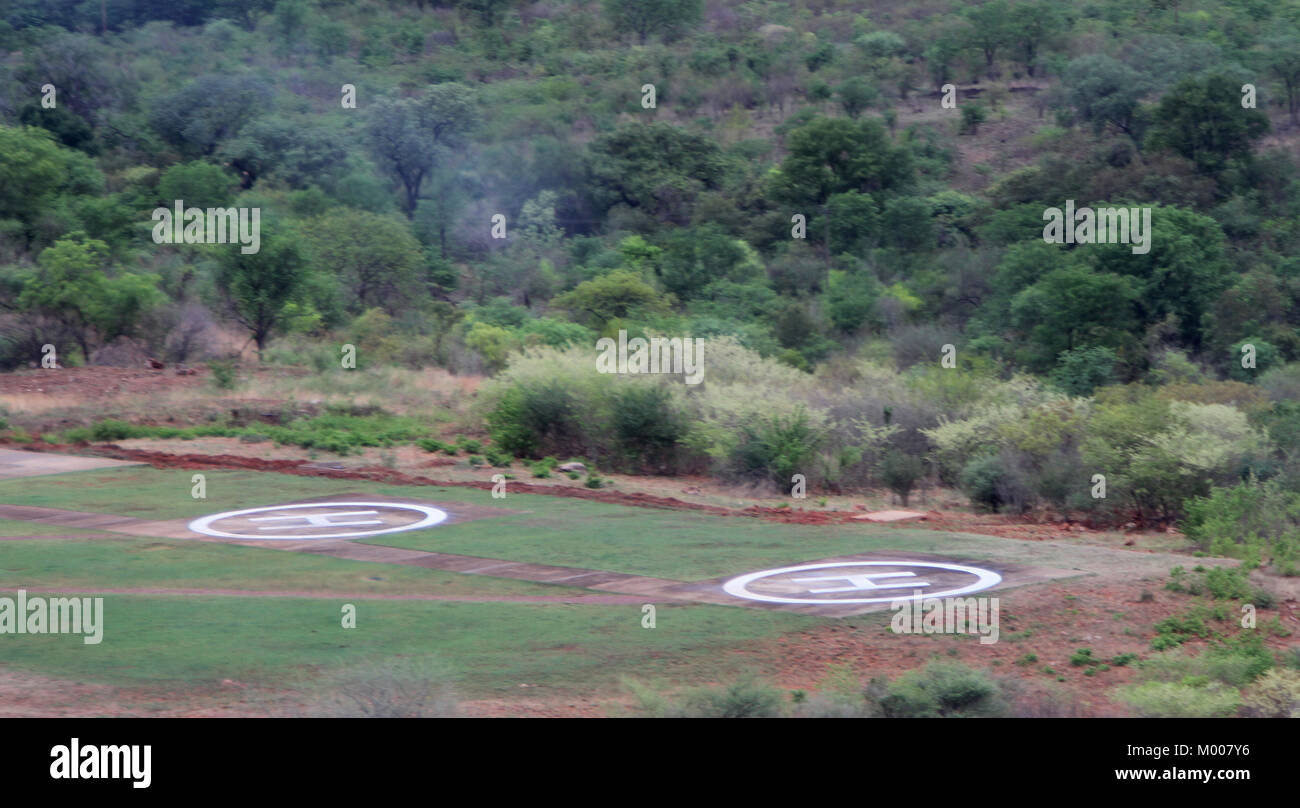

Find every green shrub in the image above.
[874,662,1007,718]
[726,407,824,488]
[630,676,787,718]
[1242,669,1300,717]
[960,453,1007,512]
[486,381,584,459]
[611,384,690,473]
[1118,681,1242,718]
[1182,480,1300,574]
[879,450,925,506]
[208,359,238,390]
[90,419,141,442]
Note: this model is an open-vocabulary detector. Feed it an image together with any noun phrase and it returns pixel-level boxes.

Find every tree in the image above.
[214,229,308,356]
[962,0,1014,78]
[149,74,273,157]
[456,0,514,26]
[367,85,479,215]
[1058,54,1152,146]
[18,234,161,360]
[825,269,880,333]
[1007,0,1066,77]
[1257,34,1300,127]
[657,225,756,301]
[771,117,914,208]
[836,78,879,120]
[303,211,423,315]
[157,161,236,210]
[1009,266,1140,372]
[1146,74,1269,174]
[1085,205,1231,349]
[0,125,100,231]
[549,270,668,329]
[585,123,724,225]
[602,0,702,45]
[17,32,123,125]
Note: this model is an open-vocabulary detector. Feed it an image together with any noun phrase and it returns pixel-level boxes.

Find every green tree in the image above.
[17,234,161,360]
[157,161,236,209]
[1010,266,1140,372]
[602,0,702,45]
[1257,34,1300,127]
[585,123,724,225]
[214,229,308,357]
[825,269,881,334]
[1146,74,1269,174]
[0,125,100,235]
[550,270,668,329]
[1085,205,1231,349]
[962,0,1014,78]
[836,78,879,120]
[771,117,914,208]
[1057,54,1151,146]
[367,85,479,215]
[1007,0,1066,76]
[149,74,272,157]
[303,211,423,315]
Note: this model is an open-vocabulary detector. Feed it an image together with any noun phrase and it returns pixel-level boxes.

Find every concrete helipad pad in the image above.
[0,448,143,480]
[656,550,1087,617]
[853,509,928,523]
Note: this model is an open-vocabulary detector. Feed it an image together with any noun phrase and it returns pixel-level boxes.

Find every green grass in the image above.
[0,466,1195,581]
[0,596,820,697]
[0,519,116,537]
[61,412,440,456]
[0,535,586,597]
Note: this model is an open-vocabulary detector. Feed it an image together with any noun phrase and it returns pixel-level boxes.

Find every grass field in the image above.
[0,464,1218,712]
[0,596,818,698]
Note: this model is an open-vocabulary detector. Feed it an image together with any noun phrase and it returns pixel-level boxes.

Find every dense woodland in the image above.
[2,0,1300,571]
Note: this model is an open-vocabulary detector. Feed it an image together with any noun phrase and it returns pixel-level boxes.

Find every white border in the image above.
[187,501,448,540]
[722,561,1002,605]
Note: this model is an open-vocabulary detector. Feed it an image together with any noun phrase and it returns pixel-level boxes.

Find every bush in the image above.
[90,419,142,442]
[486,381,585,459]
[417,438,452,453]
[611,384,689,473]
[1182,480,1300,574]
[874,662,1007,718]
[879,450,925,506]
[1117,681,1242,718]
[302,657,459,718]
[629,676,787,718]
[726,407,824,488]
[1242,668,1300,717]
[208,359,238,390]
[959,452,1034,513]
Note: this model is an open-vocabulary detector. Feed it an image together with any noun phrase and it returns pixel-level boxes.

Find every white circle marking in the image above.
[723,561,1002,605]
[188,501,448,540]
